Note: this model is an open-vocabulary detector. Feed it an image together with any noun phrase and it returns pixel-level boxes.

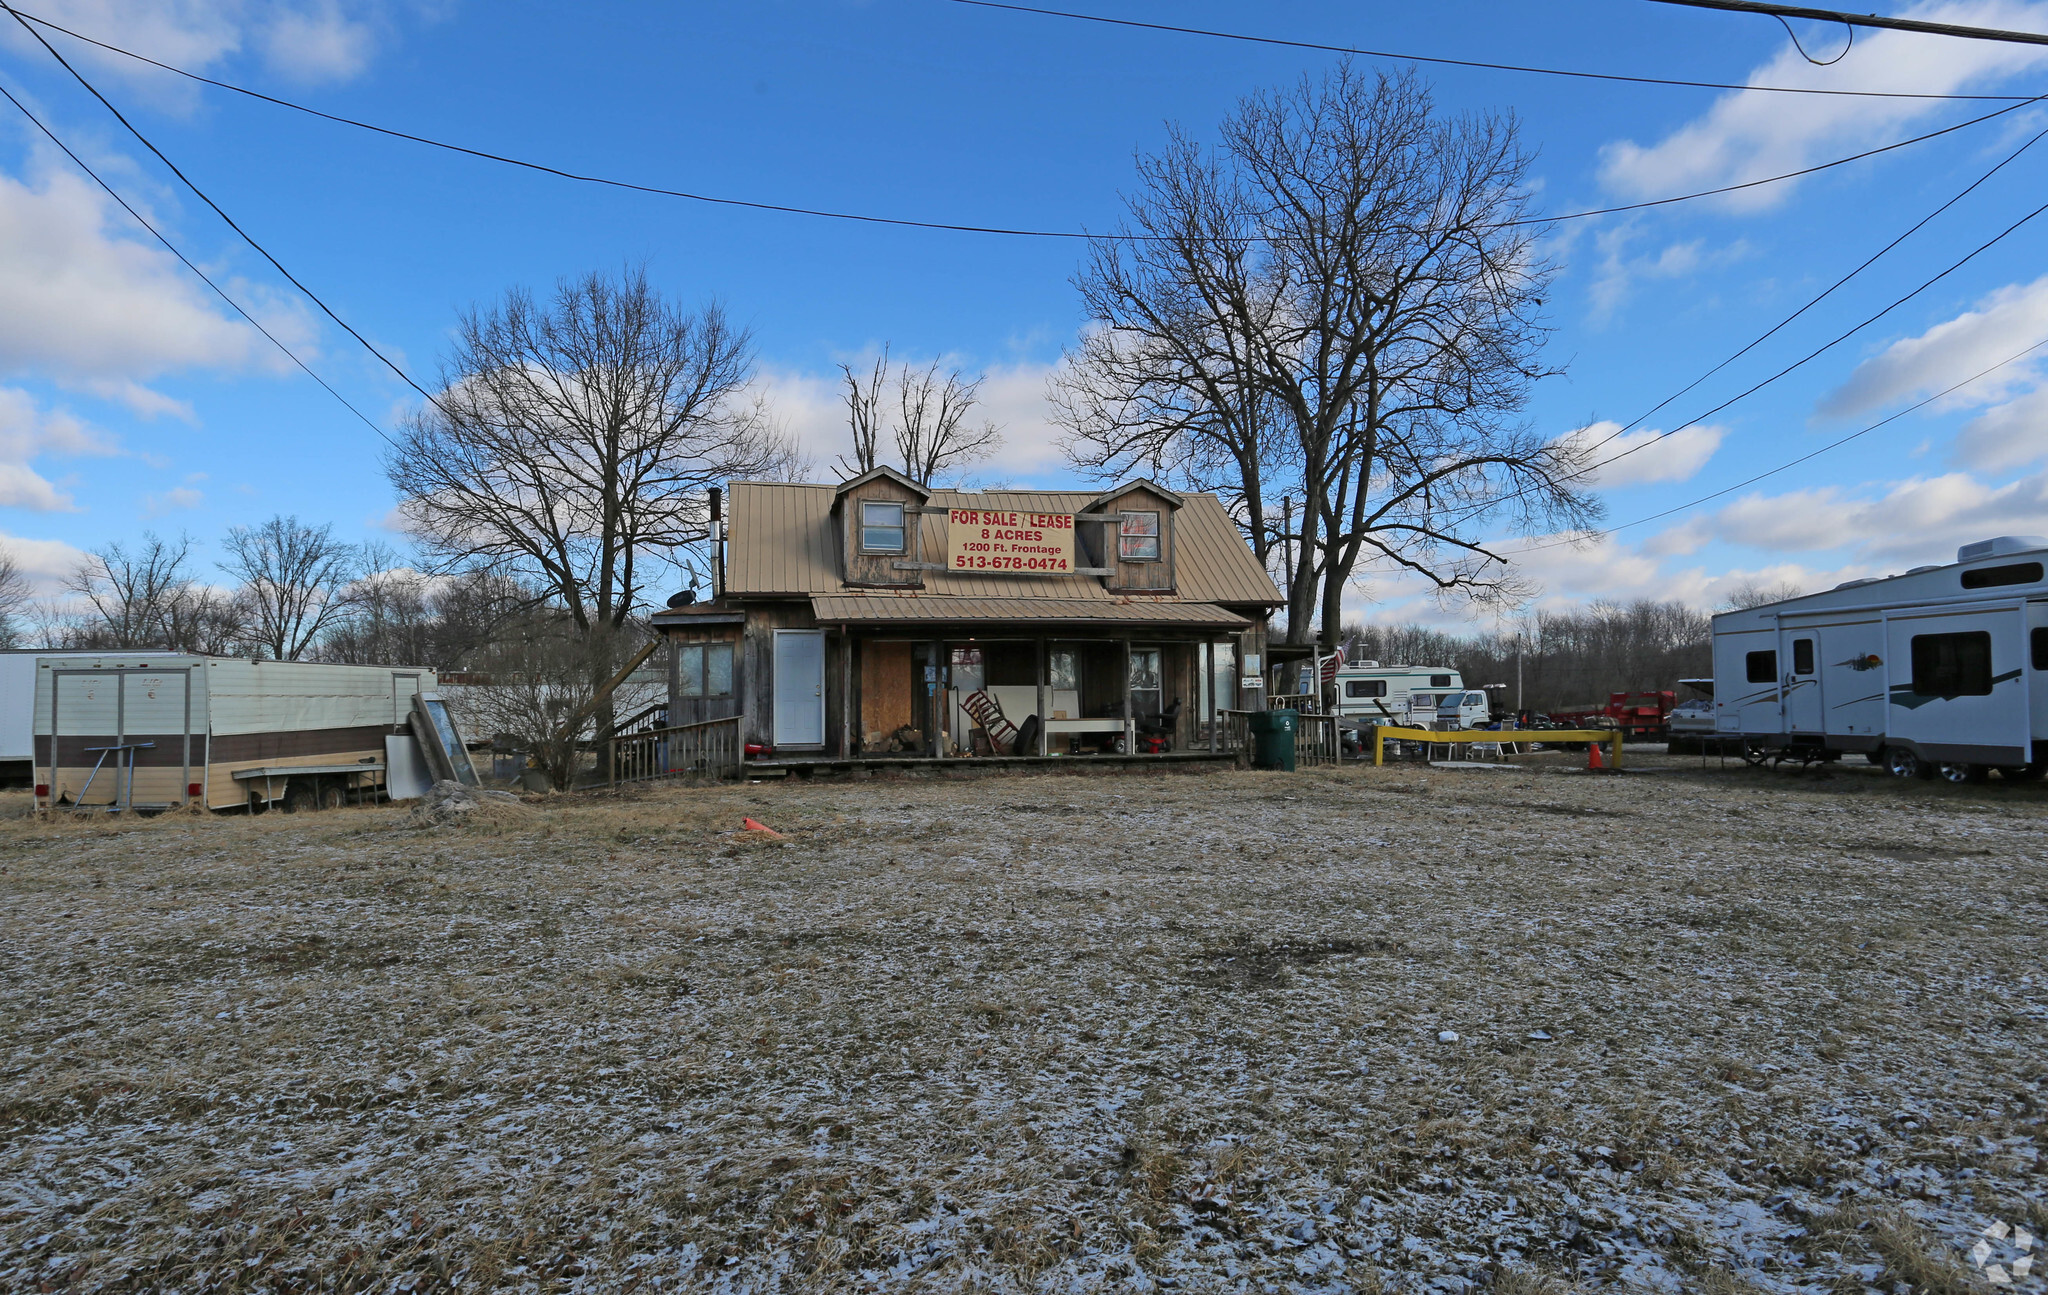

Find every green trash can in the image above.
[1248,708,1298,772]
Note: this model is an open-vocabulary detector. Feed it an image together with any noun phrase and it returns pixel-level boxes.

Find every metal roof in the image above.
[811,595,1252,627]
[725,482,1282,606]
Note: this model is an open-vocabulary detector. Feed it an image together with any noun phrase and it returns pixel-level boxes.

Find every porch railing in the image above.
[1215,708,1338,768]
[609,715,746,785]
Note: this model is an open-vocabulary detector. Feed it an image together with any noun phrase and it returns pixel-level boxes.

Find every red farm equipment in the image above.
[1545,691,1677,742]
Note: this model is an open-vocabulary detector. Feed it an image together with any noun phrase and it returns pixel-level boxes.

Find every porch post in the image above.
[932,639,946,760]
[840,630,854,759]
[1207,641,1218,754]
[1122,637,1135,755]
[1036,638,1049,757]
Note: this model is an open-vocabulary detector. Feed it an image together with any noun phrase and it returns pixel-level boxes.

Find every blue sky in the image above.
[3,0,2048,630]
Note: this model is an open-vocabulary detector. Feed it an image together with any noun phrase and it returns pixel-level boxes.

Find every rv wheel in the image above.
[1934,762,1988,784]
[1882,746,1923,779]
[318,781,346,811]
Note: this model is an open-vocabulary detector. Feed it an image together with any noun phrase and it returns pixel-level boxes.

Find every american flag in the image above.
[1319,648,1345,686]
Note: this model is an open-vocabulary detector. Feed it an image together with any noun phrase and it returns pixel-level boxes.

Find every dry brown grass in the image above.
[1,752,2044,1292]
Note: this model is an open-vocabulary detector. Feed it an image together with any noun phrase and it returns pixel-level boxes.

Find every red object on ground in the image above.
[1546,690,1677,741]
[740,817,785,838]
[744,742,772,758]
[1587,739,1605,771]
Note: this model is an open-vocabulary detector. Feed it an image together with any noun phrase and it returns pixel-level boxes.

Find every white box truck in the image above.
[1711,534,2048,782]
[32,654,438,811]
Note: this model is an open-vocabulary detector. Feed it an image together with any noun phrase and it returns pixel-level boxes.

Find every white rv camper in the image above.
[32,654,439,811]
[1330,662,1468,724]
[1711,535,2048,782]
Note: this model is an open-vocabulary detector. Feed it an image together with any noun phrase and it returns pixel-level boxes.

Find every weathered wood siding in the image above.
[663,627,743,728]
[1099,485,1177,593]
[835,477,927,589]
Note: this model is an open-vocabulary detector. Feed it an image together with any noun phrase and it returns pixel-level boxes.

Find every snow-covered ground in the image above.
[0,755,2042,1292]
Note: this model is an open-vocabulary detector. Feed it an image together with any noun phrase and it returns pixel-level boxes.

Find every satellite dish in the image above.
[666,587,698,608]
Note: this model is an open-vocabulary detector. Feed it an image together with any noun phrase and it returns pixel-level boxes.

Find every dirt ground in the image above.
[1,751,2044,1294]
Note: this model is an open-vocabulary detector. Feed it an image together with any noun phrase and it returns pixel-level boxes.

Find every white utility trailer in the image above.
[32,654,438,811]
[1711,535,2048,782]
[2,650,180,786]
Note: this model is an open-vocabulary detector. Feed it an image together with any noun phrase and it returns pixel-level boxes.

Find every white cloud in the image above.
[1557,420,1725,488]
[1821,273,2048,417]
[144,484,205,515]
[1586,223,1749,322]
[1599,1,2048,211]
[1955,382,2048,469]
[2,1,386,90]
[0,386,117,512]
[0,530,90,591]
[0,163,295,407]
[1642,470,2048,565]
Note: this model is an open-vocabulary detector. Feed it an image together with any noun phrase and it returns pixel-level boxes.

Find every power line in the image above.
[1575,113,2048,461]
[1510,329,2048,554]
[1640,0,2048,48]
[0,74,391,443]
[0,0,443,412]
[944,0,2037,100]
[7,6,2026,243]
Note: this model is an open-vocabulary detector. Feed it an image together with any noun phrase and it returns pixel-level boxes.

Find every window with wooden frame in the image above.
[1118,510,1161,561]
[678,643,735,698]
[860,501,907,553]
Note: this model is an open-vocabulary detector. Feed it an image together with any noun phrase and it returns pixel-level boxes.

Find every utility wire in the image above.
[1641,0,2048,48]
[0,0,442,413]
[1509,329,2048,554]
[7,5,2029,241]
[0,75,391,442]
[944,0,2036,100]
[1574,111,2048,462]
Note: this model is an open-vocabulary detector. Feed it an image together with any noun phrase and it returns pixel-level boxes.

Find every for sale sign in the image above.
[945,509,1075,573]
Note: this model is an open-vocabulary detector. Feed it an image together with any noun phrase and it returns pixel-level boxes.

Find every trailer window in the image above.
[679,643,735,698]
[2034,627,2048,671]
[1792,638,1815,675]
[1345,679,1386,698]
[1911,631,1993,697]
[1745,650,1776,683]
[1961,561,2042,589]
[1429,674,1452,688]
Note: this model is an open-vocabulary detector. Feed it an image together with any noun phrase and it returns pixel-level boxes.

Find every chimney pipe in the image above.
[709,486,723,523]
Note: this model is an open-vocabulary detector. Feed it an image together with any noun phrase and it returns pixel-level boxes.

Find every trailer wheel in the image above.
[281,780,318,813]
[1934,761,1988,784]
[318,781,346,811]
[1883,746,1923,779]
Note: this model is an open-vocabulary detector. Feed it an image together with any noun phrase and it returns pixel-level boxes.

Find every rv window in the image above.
[1429,674,1452,688]
[679,642,735,698]
[1345,680,1386,698]
[1910,631,1993,697]
[2034,627,2048,671]
[1745,650,1776,683]
[860,500,906,553]
[1960,561,2043,589]
[1792,639,1814,675]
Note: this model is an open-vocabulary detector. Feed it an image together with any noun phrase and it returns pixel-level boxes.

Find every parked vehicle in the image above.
[1331,662,1464,725]
[2,649,180,787]
[32,654,439,812]
[1407,688,1493,729]
[1549,691,1677,741]
[1711,535,2048,782]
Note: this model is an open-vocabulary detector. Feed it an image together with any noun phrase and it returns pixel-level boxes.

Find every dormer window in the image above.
[861,501,906,553]
[1119,511,1161,561]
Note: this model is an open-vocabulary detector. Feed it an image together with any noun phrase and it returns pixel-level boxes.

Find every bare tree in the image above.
[1056,64,1596,648]
[65,532,205,649]
[835,348,890,479]
[835,350,1004,486]
[1720,579,1804,610]
[220,515,360,660]
[895,360,1003,486]
[0,545,28,648]
[388,268,790,636]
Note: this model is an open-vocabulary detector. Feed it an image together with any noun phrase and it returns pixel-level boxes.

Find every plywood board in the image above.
[861,641,914,741]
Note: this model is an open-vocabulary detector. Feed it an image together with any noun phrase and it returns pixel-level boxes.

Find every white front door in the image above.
[773,631,826,746]
[1781,628,1823,734]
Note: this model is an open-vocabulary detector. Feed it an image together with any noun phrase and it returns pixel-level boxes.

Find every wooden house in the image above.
[651,469,1283,763]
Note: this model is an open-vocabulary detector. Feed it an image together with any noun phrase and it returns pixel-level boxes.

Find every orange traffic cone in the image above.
[741,817,785,838]
[1586,739,1605,771]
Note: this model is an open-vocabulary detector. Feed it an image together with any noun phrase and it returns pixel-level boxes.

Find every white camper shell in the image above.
[1330,663,1471,724]
[32,655,437,811]
[1711,535,2048,779]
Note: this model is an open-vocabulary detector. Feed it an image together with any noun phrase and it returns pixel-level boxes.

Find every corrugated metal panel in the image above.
[812,595,1251,627]
[724,481,1283,607]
